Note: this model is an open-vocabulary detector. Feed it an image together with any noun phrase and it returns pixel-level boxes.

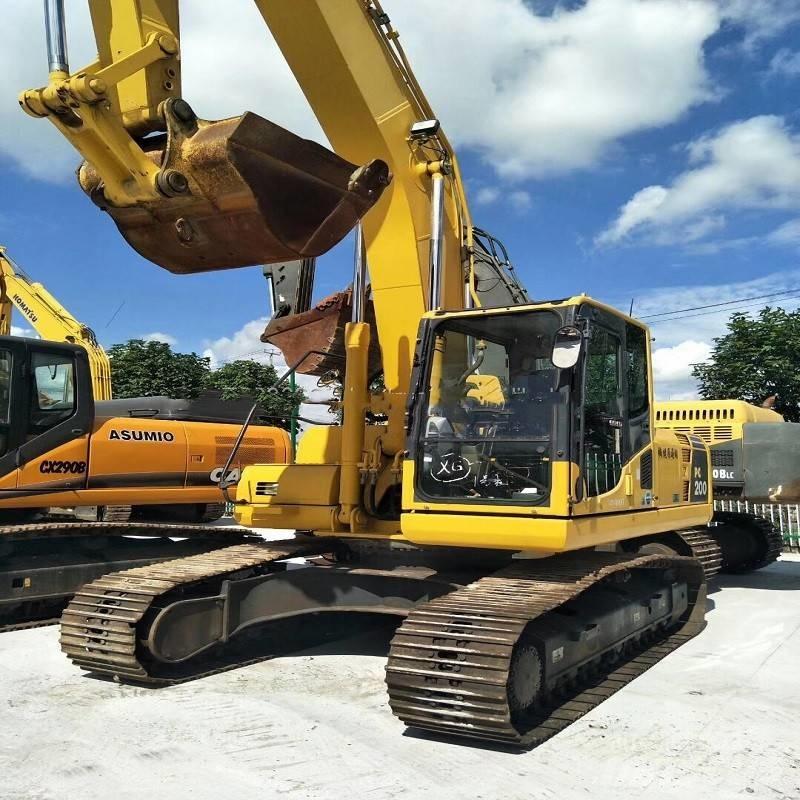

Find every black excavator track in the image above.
[59,537,707,749]
[1,521,254,633]
[60,537,334,683]
[386,551,706,749]
[676,529,723,579]
[709,511,783,573]
[624,528,722,580]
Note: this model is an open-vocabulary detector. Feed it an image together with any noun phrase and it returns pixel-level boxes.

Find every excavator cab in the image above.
[409,306,568,508]
[0,337,93,486]
[401,297,710,551]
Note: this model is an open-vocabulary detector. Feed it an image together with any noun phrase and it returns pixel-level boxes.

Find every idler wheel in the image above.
[508,639,542,719]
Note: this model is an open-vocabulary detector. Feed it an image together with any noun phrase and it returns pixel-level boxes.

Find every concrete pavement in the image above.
[1,555,799,800]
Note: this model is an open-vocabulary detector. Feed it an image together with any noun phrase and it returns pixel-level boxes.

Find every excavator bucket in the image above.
[78,104,391,274]
[262,288,382,377]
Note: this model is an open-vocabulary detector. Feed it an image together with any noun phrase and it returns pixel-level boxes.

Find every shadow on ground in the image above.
[83,612,401,687]
[710,557,800,593]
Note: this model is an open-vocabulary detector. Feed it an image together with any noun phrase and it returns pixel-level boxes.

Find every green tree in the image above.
[692,306,800,421]
[108,339,210,399]
[205,359,304,430]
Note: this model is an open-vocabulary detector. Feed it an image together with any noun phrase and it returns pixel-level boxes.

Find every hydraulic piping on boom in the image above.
[25,0,727,749]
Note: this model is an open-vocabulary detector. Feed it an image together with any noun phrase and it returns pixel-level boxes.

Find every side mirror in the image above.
[551,326,583,369]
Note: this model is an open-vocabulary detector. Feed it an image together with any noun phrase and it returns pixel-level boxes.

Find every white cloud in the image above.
[391,0,720,178]
[598,116,800,245]
[202,318,273,369]
[768,218,800,246]
[143,331,177,346]
[601,186,669,244]
[203,317,335,427]
[475,187,501,206]
[0,0,723,185]
[509,190,533,213]
[769,48,800,77]
[719,1,800,50]
[10,325,36,338]
[652,339,711,399]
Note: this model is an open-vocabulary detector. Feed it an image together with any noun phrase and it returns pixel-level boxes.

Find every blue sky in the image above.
[1,0,800,403]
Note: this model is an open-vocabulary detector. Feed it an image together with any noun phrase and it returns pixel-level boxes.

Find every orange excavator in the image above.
[0,253,301,632]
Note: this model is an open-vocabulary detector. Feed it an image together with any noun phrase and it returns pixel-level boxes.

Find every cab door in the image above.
[0,340,26,493]
[16,344,94,495]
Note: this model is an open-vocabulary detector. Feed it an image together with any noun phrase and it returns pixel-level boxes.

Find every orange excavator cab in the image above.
[78,101,391,274]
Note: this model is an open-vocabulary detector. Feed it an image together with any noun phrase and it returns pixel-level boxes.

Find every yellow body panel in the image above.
[401,505,711,553]
[655,399,783,444]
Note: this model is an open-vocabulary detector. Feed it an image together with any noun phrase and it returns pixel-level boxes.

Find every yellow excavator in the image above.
[22,0,752,748]
[656,399,786,570]
[0,253,299,631]
[0,246,112,400]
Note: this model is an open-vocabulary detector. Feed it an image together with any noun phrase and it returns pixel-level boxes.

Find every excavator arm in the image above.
[0,247,112,400]
[20,1,391,274]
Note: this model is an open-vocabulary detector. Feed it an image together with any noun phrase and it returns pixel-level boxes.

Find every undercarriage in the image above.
[0,520,253,632]
[59,534,706,748]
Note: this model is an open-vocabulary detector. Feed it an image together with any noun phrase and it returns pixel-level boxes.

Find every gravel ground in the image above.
[1,553,798,800]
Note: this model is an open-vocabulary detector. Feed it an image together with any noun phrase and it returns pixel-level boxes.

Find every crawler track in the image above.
[1,617,61,633]
[677,529,723,579]
[60,537,334,683]
[0,520,248,541]
[59,541,707,749]
[1,522,253,633]
[386,551,705,748]
[710,511,783,573]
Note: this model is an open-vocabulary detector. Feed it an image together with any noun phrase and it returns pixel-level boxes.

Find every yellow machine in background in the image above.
[0,247,291,525]
[0,247,112,400]
[24,0,740,748]
[656,399,787,570]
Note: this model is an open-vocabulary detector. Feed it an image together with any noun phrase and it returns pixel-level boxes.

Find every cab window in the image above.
[29,352,76,436]
[625,322,651,455]
[418,310,562,504]
[583,327,623,496]
[626,323,648,418]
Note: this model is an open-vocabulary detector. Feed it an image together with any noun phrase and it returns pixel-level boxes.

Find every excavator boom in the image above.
[0,247,112,400]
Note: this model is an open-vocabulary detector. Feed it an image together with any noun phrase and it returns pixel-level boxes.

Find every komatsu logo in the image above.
[109,429,175,442]
[12,294,38,323]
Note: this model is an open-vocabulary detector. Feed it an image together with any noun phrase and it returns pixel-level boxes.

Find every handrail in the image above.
[218,349,346,503]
